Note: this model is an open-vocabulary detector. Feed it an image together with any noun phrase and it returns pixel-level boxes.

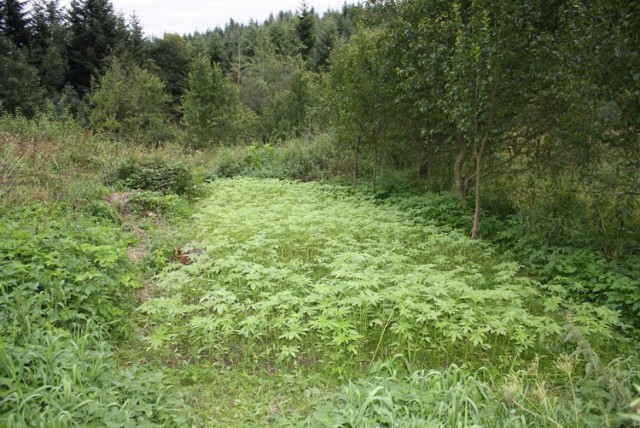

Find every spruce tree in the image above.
[66,0,119,93]
[296,2,316,61]
[30,0,68,95]
[1,0,31,48]
[0,35,43,116]
[144,34,190,106]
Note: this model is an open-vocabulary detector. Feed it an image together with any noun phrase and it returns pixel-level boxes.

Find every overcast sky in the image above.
[60,1,357,37]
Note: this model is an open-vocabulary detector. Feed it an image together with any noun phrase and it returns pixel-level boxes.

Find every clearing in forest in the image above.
[139,178,634,426]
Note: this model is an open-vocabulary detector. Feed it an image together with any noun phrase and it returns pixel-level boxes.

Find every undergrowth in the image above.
[0,114,202,426]
[0,208,198,426]
[139,178,639,425]
[2,112,638,425]
[389,193,640,323]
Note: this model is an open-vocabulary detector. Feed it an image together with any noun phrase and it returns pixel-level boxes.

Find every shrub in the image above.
[210,135,338,181]
[0,207,135,333]
[211,147,248,178]
[107,158,195,197]
[0,207,199,426]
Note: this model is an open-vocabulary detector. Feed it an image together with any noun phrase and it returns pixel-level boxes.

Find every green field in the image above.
[2,172,639,426]
[137,178,637,426]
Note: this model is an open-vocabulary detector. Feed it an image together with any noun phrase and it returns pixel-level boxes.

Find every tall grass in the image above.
[0,113,201,426]
[0,112,203,208]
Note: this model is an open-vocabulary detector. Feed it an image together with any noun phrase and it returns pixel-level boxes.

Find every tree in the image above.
[181,54,240,147]
[188,30,228,71]
[66,0,119,93]
[89,58,172,144]
[125,12,144,63]
[0,0,31,48]
[262,67,312,139]
[386,0,558,239]
[312,18,337,70]
[328,27,397,188]
[297,2,316,61]
[0,35,43,116]
[143,33,190,106]
[267,13,298,57]
[30,0,68,96]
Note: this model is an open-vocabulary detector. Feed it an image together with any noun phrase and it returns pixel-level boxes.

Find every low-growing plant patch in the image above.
[140,179,625,374]
[293,355,638,427]
[0,207,199,426]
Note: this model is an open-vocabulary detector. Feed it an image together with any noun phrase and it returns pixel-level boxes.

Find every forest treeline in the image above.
[1,1,639,280]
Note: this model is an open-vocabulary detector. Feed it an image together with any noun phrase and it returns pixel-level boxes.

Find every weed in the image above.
[0,207,199,426]
[139,178,637,424]
[107,158,197,197]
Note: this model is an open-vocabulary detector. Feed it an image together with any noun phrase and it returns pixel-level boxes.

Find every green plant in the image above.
[126,191,192,218]
[107,158,196,197]
[89,59,175,145]
[0,325,198,427]
[182,55,242,148]
[0,207,199,426]
[140,178,627,377]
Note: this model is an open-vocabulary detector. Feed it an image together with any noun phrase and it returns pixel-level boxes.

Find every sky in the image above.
[60,1,357,37]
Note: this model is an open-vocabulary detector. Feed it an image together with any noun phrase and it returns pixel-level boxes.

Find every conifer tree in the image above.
[66,0,119,93]
[1,0,31,48]
[297,2,316,61]
[0,35,43,116]
[30,0,68,95]
[144,33,190,105]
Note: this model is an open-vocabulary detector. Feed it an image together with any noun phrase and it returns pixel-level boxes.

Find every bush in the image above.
[0,207,135,333]
[211,147,248,178]
[90,59,175,145]
[210,135,337,181]
[108,158,195,197]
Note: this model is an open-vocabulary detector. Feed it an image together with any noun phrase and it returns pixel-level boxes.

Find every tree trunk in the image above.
[454,145,468,204]
[354,139,360,187]
[372,142,378,192]
[471,149,483,240]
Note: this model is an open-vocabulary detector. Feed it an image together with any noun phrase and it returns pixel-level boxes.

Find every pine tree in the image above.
[144,33,190,106]
[0,35,43,116]
[66,0,119,93]
[296,2,316,61]
[30,0,68,95]
[126,12,144,63]
[1,0,31,48]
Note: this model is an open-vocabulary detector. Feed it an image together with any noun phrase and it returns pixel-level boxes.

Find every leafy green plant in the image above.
[140,178,625,372]
[126,191,192,218]
[0,207,134,333]
[210,135,338,181]
[107,158,196,197]
[89,58,176,145]
[295,353,638,427]
[0,207,199,426]
[0,325,198,427]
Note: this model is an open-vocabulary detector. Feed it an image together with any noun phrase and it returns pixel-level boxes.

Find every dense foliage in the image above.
[1,0,639,425]
[0,208,197,426]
